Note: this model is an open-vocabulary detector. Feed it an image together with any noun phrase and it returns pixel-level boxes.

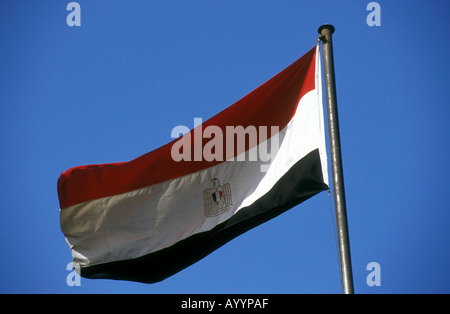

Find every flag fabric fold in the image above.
[58,45,328,283]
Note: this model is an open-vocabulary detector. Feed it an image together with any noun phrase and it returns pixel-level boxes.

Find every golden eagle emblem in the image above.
[203,178,232,217]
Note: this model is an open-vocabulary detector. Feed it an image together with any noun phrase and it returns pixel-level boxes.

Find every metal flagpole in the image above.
[317,24,354,294]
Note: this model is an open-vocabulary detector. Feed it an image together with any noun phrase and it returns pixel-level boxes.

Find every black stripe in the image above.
[81,149,328,283]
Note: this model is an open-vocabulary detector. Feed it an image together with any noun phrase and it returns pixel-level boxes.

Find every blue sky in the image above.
[1,0,449,294]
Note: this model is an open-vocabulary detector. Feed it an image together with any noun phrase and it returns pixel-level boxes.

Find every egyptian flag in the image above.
[58,45,329,283]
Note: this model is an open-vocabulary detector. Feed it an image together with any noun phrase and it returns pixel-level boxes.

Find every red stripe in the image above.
[58,47,316,209]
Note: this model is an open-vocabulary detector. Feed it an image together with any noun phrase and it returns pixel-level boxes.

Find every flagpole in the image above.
[318,24,354,294]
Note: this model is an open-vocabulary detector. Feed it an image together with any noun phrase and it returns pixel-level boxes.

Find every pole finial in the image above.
[318,24,335,43]
[318,24,335,35]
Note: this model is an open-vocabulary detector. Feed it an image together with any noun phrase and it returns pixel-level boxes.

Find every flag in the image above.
[58,45,328,283]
